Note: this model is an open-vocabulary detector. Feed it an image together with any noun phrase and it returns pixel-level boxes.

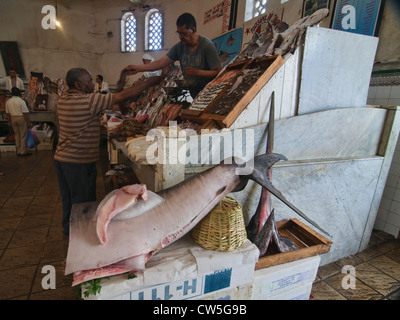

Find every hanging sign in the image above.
[332,0,383,36]
[204,1,224,24]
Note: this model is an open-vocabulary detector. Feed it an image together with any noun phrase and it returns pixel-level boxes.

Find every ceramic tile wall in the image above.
[369,83,400,238]
[368,85,400,106]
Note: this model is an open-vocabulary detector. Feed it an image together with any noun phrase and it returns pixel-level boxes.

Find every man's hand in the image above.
[184,67,199,77]
[124,65,141,76]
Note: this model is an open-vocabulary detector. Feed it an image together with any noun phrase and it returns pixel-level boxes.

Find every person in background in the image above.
[0,68,24,91]
[124,12,221,98]
[54,68,162,235]
[5,87,32,156]
[94,74,110,94]
[142,53,160,79]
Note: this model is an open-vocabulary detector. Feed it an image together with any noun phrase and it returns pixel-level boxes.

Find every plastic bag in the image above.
[31,129,40,146]
[27,129,36,148]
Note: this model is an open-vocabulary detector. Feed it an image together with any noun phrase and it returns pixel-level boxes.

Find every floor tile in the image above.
[8,226,49,248]
[0,231,13,249]
[2,196,34,210]
[0,217,22,232]
[311,281,346,300]
[0,244,44,270]
[0,266,37,299]
[41,240,69,263]
[355,262,400,296]
[0,207,26,219]
[387,288,400,300]
[369,255,400,281]
[17,213,53,230]
[334,255,364,268]
[386,247,400,264]
[316,262,341,279]
[356,246,382,262]
[325,273,383,300]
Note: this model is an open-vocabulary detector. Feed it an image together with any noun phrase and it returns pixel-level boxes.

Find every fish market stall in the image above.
[67,11,400,300]
[105,24,399,267]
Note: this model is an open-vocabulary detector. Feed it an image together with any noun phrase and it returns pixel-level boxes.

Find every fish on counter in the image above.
[233,8,328,62]
[65,150,328,286]
[108,119,151,142]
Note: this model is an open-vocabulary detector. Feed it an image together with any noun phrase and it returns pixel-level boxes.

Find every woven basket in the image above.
[191,197,247,252]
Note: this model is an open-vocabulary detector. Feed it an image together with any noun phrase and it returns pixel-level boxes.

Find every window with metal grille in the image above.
[252,0,268,18]
[145,9,163,51]
[121,12,137,52]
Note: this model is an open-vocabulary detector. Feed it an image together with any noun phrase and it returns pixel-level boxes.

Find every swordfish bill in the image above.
[65,153,327,277]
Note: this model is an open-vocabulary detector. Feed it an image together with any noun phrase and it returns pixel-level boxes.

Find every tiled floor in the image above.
[311,230,400,300]
[0,149,399,300]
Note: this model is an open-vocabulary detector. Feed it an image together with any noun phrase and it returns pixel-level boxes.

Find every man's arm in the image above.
[23,113,32,128]
[125,55,173,76]
[112,76,163,104]
[185,66,222,79]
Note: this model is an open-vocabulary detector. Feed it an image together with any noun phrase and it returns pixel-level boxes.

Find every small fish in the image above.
[227,75,243,96]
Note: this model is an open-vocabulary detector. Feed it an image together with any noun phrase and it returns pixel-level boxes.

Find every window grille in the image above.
[145,9,163,51]
[121,12,137,52]
[252,0,267,18]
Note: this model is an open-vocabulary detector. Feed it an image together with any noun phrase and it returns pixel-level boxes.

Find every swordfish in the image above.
[65,153,328,285]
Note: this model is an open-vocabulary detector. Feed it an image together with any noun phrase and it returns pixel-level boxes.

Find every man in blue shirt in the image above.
[125,13,221,98]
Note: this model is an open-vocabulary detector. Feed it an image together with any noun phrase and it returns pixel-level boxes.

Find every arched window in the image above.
[145,9,163,51]
[253,0,267,18]
[121,12,137,52]
[245,0,268,20]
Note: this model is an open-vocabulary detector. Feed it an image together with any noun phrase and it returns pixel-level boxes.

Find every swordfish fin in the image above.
[246,153,331,237]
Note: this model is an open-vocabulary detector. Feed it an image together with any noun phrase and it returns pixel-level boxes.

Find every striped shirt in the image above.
[55,89,115,164]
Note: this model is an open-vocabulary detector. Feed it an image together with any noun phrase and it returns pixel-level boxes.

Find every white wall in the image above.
[0,0,225,86]
[369,81,400,238]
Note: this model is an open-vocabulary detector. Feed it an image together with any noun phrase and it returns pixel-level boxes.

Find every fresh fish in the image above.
[116,69,129,92]
[96,184,148,245]
[227,75,243,95]
[254,210,298,257]
[65,151,328,285]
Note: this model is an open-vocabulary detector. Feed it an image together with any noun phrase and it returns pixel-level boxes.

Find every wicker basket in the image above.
[191,197,247,252]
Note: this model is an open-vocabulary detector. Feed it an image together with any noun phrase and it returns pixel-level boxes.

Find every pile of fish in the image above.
[234,8,329,62]
[154,102,183,127]
[108,119,151,142]
[208,68,264,116]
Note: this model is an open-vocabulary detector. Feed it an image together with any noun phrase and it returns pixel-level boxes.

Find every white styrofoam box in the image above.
[100,263,255,301]
[132,263,255,300]
[82,237,259,300]
[251,255,320,300]
[37,129,53,143]
[265,283,313,300]
[32,124,50,137]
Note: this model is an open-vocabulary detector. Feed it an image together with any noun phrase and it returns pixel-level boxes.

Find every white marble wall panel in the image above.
[187,107,387,165]
[298,27,379,115]
[272,107,387,161]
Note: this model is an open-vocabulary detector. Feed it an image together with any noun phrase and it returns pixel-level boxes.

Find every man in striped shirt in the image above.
[55,68,161,235]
